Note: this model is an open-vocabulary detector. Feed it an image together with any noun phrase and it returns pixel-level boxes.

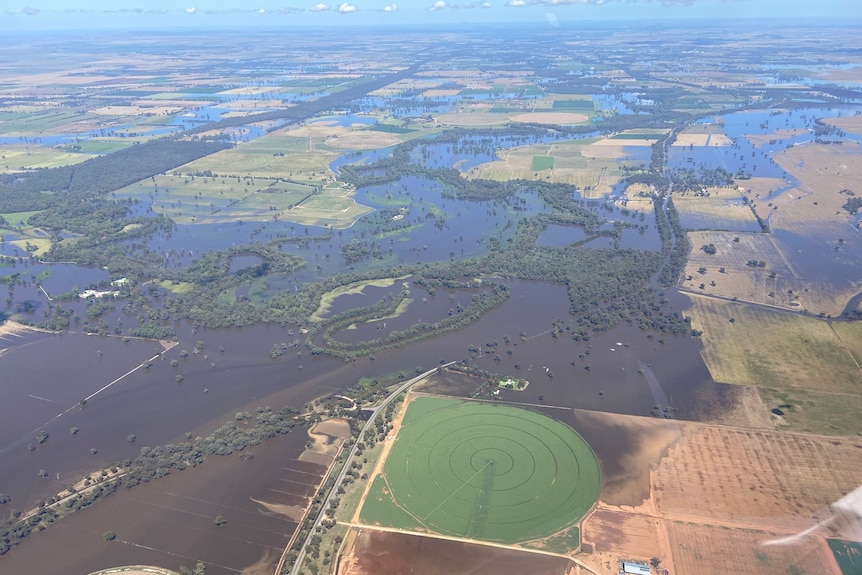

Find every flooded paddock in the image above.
[0,429,320,575]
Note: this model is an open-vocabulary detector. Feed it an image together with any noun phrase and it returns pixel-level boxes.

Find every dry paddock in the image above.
[578,412,861,575]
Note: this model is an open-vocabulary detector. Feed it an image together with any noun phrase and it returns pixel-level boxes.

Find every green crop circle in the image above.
[378,397,601,543]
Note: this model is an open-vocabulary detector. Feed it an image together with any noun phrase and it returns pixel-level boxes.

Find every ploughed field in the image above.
[338,529,573,575]
[577,410,862,575]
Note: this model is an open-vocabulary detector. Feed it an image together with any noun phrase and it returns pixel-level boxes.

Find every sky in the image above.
[3,0,861,31]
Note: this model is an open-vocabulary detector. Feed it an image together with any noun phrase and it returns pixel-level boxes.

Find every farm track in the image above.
[287,365,454,575]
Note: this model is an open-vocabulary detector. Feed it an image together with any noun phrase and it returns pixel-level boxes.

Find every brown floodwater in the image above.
[339,529,571,575]
[0,429,319,575]
[1,279,730,572]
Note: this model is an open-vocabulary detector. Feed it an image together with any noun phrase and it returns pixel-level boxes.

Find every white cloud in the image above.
[506,0,526,5]
[9,6,40,15]
[310,3,329,11]
[383,3,398,11]
[258,8,266,13]
[185,6,197,14]
[429,1,447,11]
[480,1,492,6]
[338,3,358,13]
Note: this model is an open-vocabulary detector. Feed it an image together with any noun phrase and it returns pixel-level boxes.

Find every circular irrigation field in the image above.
[375,397,601,543]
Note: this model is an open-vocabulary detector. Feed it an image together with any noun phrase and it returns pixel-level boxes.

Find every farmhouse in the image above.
[497,377,528,390]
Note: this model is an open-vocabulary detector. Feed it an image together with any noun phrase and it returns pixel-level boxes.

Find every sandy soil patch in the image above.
[250,497,305,522]
[309,277,407,322]
[298,418,349,467]
[300,417,350,460]
[0,320,38,338]
[325,131,403,149]
[824,115,862,134]
[435,112,510,126]
[0,321,48,356]
[510,112,588,125]
[673,132,732,146]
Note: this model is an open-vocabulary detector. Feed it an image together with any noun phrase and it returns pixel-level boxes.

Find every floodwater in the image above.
[0,259,109,294]
[340,529,571,575]
[773,226,862,281]
[0,278,732,573]
[2,104,830,571]
[0,429,319,575]
[1,279,723,513]
[0,325,350,508]
[537,224,590,246]
[668,106,862,179]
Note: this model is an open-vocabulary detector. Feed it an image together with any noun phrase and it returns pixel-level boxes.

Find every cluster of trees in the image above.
[0,138,232,213]
[188,63,421,135]
[125,405,299,487]
[668,166,735,193]
[0,477,121,556]
[3,74,715,350]
[364,394,403,445]
[307,280,510,360]
[842,196,862,215]
[282,465,348,573]
[654,197,690,285]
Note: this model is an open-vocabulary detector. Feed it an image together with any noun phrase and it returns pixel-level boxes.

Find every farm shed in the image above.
[623,562,651,575]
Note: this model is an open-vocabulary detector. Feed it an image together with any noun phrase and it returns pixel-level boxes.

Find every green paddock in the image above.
[360,396,601,544]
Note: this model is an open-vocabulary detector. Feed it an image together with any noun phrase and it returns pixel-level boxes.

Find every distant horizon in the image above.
[4,16,862,35]
[3,0,861,32]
